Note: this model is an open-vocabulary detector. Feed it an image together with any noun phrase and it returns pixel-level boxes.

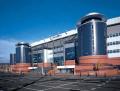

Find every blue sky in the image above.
[0,0,120,63]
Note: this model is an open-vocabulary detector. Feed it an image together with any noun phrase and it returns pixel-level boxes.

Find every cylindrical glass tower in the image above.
[16,42,31,63]
[75,12,119,76]
[77,12,107,57]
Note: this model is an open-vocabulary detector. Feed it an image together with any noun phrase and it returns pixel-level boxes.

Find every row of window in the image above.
[53,47,64,52]
[107,32,120,38]
[107,41,120,46]
[107,49,120,53]
[54,56,64,66]
[32,53,43,63]
[54,51,63,54]
[65,47,75,60]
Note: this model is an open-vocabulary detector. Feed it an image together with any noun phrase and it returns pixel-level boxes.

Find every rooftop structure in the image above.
[31,17,120,47]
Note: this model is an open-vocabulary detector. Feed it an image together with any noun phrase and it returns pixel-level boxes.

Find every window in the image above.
[107,50,110,53]
[113,34,115,37]
[110,34,112,37]
[32,54,38,63]
[108,49,120,53]
[113,50,116,53]
[110,42,112,45]
[54,56,64,66]
[110,50,112,53]
[115,33,119,36]
[107,35,109,38]
[91,24,93,30]
[116,49,119,53]
[115,50,117,53]
[118,49,120,52]
[113,42,115,45]
[116,41,119,45]
[65,47,75,60]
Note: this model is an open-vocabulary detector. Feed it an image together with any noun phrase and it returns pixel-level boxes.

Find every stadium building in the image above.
[107,17,120,58]
[10,12,120,76]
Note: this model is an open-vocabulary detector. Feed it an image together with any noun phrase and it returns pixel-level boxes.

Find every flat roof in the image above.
[31,29,77,47]
[107,17,120,26]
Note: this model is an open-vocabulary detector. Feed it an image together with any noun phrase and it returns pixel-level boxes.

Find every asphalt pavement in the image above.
[0,72,120,91]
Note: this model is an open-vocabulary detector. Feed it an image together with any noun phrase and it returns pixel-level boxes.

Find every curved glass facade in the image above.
[16,47,21,63]
[16,44,31,63]
[78,21,107,56]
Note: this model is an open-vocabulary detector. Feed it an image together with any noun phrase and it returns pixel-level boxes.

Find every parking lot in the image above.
[0,72,120,91]
[18,77,120,91]
[19,80,100,91]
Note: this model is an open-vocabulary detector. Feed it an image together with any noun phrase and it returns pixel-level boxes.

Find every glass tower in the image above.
[16,42,31,63]
[77,12,107,57]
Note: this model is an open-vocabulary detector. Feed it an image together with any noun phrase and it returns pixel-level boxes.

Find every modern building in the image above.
[31,30,78,67]
[31,17,120,65]
[10,42,31,73]
[107,17,120,58]
[30,30,78,73]
[10,53,16,65]
[32,48,53,66]
[75,12,114,76]
[16,42,31,63]
[77,12,107,57]
[10,13,120,75]
[30,13,120,75]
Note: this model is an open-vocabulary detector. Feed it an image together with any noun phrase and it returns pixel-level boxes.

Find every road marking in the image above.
[37,81,58,84]
[97,84,102,86]
[68,84,79,86]
[35,80,74,86]
[24,87,39,91]
[55,87,72,90]
[102,83,106,85]
[35,82,62,86]
[34,83,72,90]
[91,88,96,90]
[33,83,75,90]
[106,81,109,83]
[43,82,78,91]
[33,84,55,88]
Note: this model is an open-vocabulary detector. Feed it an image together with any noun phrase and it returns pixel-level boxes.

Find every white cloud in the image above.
[0,39,18,63]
